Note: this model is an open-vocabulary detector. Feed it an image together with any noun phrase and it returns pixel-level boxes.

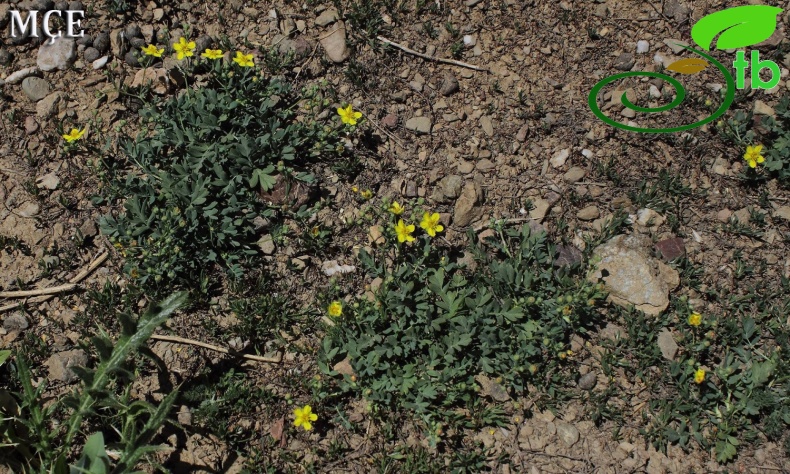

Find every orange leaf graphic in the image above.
[666,58,710,75]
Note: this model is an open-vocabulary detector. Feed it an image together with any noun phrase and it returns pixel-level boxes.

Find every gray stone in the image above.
[37,172,60,190]
[17,202,40,217]
[453,181,483,227]
[550,148,569,168]
[25,116,39,134]
[529,198,551,222]
[578,372,597,390]
[556,422,580,447]
[194,35,213,54]
[663,0,688,19]
[93,31,110,54]
[92,56,109,70]
[125,24,142,39]
[37,37,76,71]
[3,313,29,331]
[110,28,125,57]
[480,116,494,137]
[564,166,586,184]
[588,234,677,316]
[0,48,13,66]
[613,53,635,71]
[319,21,349,63]
[440,72,460,96]
[476,159,495,171]
[0,4,9,29]
[663,38,689,54]
[316,8,339,27]
[21,77,51,102]
[279,37,314,60]
[774,206,790,221]
[554,244,582,267]
[516,124,529,142]
[177,405,192,425]
[45,349,88,383]
[577,206,600,221]
[405,116,432,134]
[79,219,98,238]
[124,51,141,67]
[439,175,464,199]
[657,329,679,360]
[381,113,399,129]
[129,37,146,49]
[754,100,776,117]
[258,234,276,255]
[600,322,625,341]
[83,47,101,63]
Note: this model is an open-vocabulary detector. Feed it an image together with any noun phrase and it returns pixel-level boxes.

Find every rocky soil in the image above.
[2,0,790,472]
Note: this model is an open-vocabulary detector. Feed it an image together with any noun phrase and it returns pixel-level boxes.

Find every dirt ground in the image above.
[2,0,790,472]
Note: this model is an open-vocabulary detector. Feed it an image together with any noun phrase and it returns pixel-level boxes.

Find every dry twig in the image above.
[0,283,78,298]
[376,36,489,72]
[0,250,109,313]
[149,334,283,363]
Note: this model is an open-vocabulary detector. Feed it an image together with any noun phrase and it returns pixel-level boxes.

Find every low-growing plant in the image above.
[0,292,188,472]
[98,58,346,292]
[753,95,790,184]
[318,201,606,432]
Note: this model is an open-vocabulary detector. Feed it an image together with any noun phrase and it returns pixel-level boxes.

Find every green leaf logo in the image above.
[691,5,783,51]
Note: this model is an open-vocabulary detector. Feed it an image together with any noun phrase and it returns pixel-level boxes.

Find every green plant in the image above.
[0,292,188,472]
[318,208,605,431]
[99,62,345,292]
[753,95,790,184]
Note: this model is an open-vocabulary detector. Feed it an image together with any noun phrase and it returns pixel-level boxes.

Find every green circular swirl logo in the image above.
[588,5,783,133]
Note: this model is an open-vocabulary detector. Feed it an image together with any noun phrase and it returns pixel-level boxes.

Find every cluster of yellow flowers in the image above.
[141,37,254,67]
[351,186,373,200]
[393,208,444,243]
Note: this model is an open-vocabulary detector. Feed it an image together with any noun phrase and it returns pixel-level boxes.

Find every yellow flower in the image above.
[388,201,404,215]
[173,37,196,60]
[351,186,359,193]
[395,219,415,243]
[141,44,164,57]
[360,189,373,200]
[420,212,444,237]
[688,312,702,327]
[328,301,343,317]
[201,48,223,60]
[62,128,85,142]
[293,405,318,431]
[337,104,363,126]
[201,49,222,59]
[743,144,765,168]
[694,368,705,384]
[233,51,254,67]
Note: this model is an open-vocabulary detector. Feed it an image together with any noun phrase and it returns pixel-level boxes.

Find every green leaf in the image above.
[691,5,783,51]
[0,350,11,367]
[750,359,774,388]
